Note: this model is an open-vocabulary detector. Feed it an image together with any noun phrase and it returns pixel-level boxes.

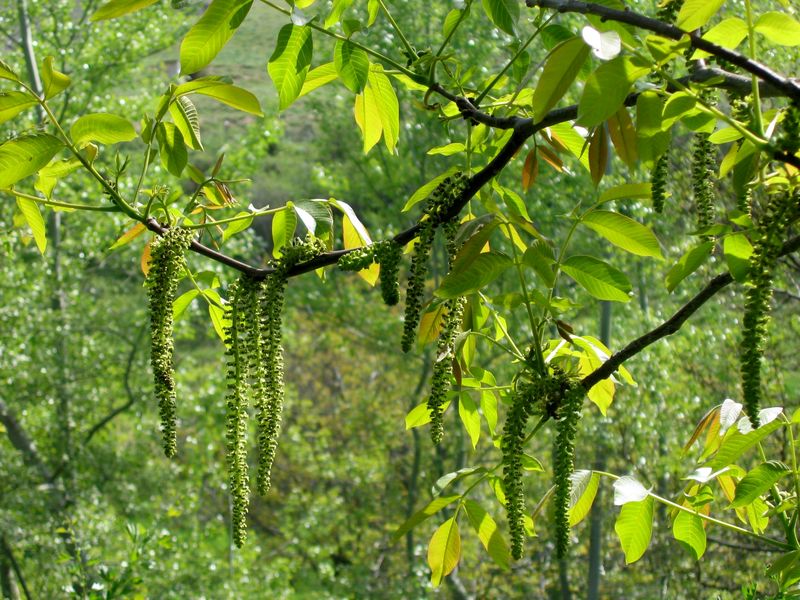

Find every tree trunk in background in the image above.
[587,301,612,600]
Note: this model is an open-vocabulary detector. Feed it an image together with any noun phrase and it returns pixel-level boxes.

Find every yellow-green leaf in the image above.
[0,134,64,188]
[428,517,461,587]
[393,495,460,541]
[531,37,590,123]
[568,470,601,527]
[463,499,511,570]
[268,24,314,110]
[179,0,253,75]
[676,0,725,32]
[0,91,39,125]
[561,255,632,302]
[672,510,706,559]
[614,496,654,564]
[754,12,800,46]
[92,0,159,21]
[175,78,263,116]
[70,113,137,148]
[41,56,70,100]
[16,197,47,254]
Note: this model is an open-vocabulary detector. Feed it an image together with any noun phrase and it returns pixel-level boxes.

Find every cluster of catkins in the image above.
[502,368,583,559]
[146,226,194,458]
[337,173,468,445]
[337,239,402,306]
[401,173,468,353]
[223,235,325,546]
[740,192,798,428]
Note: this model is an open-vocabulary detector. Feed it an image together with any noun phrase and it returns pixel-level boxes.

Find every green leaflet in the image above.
[561,255,632,302]
[730,461,790,508]
[334,40,369,93]
[92,0,159,21]
[577,56,649,128]
[41,57,70,100]
[581,210,663,259]
[481,0,519,35]
[568,470,601,527]
[428,517,461,587]
[268,24,314,111]
[16,198,47,254]
[271,205,298,258]
[175,78,263,116]
[435,252,513,299]
[530,37,590,123]
[179,0,253,75]
[156,122,188,177]
[664,241,714,292]
[463,499,511,570]
[672,510,706,559]
[353,65,400,154]
[676,0,726,31]
[614,496,654,564]
[392,495,461,541]
[0,91,39,126]
[71,113,137,148]
[0,134,64,189]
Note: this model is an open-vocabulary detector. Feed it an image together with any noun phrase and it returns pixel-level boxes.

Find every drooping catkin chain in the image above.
[426,219,465,444]
[552,382,585,559]
[501,369,583,560]
[256,236,325,495]
[146,226,194,458]
[740,192,798,428]
[401,173,467,353]
[223,279,252,547]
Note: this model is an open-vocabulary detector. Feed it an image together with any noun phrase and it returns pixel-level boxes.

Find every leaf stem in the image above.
[503,222,545,373]
[744,0,764,136]
[593,470,793,551]
[378,0,417,61]
[474,16,553,106]
[258,0,423,81]
[1,188,120,212]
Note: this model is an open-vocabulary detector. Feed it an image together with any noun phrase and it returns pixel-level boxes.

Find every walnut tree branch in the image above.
[581,234,800,391]
[528,0,800,102]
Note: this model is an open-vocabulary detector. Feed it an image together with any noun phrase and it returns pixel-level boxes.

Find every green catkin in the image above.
[426,220,465,444]
[740,192,797,428]
[691,132,715,233]
[651,152,670,213]
[146,226,193,458]
[779,100,800,155]
[337,245,375,272]
[502,377,540,560]
[257,235,325,494]
[223,279,252,547]
[401,173,467,353]
[375,240,402,306]
[552,383,585,559]
[401,222,436,353]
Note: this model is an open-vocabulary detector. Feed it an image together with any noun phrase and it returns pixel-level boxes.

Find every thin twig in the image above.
[528,0,800,101]
[581,234,800,390]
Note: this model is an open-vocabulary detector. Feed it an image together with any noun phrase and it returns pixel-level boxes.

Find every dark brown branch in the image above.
[529,0,800,101]
[0,399,52,482]
[0,536,32,600]
[581,234,800,390]
[83,324,147,445]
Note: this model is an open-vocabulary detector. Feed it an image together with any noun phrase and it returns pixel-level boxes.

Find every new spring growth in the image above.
[146,226,194,458]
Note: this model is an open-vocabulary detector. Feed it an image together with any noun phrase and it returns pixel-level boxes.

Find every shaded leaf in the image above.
[435,252,513,299]
[561,255,631,302]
